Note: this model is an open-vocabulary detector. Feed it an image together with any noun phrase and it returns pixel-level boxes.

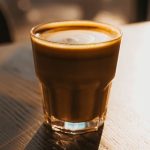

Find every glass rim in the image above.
[30,20,122,49]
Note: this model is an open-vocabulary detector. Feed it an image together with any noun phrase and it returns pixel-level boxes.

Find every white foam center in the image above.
[39,29,112,44]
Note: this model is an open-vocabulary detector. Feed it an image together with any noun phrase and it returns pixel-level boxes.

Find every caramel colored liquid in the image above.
[31,21,121,122]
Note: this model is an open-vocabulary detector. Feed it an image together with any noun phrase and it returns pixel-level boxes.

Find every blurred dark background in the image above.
[0,0,149,43]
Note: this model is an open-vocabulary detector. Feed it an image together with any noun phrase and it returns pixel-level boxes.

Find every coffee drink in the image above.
[31,21,121,134]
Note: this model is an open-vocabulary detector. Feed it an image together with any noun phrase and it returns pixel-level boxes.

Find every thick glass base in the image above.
[45,116,104,134]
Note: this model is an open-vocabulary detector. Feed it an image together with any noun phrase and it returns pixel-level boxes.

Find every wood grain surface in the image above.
[0,22,150,150]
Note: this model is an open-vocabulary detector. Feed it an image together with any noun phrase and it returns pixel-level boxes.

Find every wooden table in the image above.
[0,22,150,150]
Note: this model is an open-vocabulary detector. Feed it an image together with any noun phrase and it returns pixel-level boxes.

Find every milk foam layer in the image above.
[39,29,113,45]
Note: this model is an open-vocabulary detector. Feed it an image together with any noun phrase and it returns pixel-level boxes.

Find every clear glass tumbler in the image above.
[30,21,122,134]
